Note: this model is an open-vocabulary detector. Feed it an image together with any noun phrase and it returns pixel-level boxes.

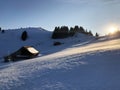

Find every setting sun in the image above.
[108,26,118,34]
[109,27,117,33]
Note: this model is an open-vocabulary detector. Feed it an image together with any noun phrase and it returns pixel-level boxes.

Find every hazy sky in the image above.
[0,0,120,35]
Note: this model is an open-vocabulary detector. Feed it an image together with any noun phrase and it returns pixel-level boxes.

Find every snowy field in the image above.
[0,28,120,90]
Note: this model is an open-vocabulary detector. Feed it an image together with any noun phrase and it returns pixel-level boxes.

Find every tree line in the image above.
[52,25,98,39]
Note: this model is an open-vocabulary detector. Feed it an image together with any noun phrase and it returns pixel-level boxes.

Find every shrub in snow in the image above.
[53,42,62,46]
[21,31,28,41]
[1,30,5,33]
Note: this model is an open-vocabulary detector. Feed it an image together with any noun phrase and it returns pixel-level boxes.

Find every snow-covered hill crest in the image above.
[0,27,95,60]
[0,27,51,58]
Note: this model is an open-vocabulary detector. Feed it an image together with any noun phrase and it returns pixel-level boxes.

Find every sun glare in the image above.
[109,26,117,34]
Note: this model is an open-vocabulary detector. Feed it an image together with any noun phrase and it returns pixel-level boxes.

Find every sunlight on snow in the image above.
[41,39,120,60]
[27,47,39,54]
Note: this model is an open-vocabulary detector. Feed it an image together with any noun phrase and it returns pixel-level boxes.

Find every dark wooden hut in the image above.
[4,46,39,62]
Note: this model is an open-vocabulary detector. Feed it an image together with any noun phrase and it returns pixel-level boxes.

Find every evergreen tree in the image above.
[21,31,28,41]
[69,27,75,36]
[85,29,89,35]
[95,32,99,37]
[52,27,60,39]
[74,25,79,32]
[79,26,85,33]
[88,30,93,36]
[60,26,69,38]
[52,26,69,39]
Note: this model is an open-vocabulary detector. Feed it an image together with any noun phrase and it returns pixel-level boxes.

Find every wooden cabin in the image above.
[4,46,39,62]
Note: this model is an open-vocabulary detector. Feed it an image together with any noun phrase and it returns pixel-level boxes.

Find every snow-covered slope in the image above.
[0,27,94,59]
[0,28,120,90]
[0,27,52,58]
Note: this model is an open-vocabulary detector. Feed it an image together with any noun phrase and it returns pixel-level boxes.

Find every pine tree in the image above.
[88,30,93,36]
[60,26,69,38]
[69,27,75,36]
[21,31,28,41]
[52,27,60,39]
[52,26,69,39]
[79,26,85,33]
[95,32,99,37]
[74,25,79,32]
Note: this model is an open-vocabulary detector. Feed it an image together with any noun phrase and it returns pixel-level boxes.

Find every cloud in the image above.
[54,0,89,4]
[101,0,120,4]
[55,0,120,5]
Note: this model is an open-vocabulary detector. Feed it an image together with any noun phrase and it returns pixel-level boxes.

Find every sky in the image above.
[0,0,120,35]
